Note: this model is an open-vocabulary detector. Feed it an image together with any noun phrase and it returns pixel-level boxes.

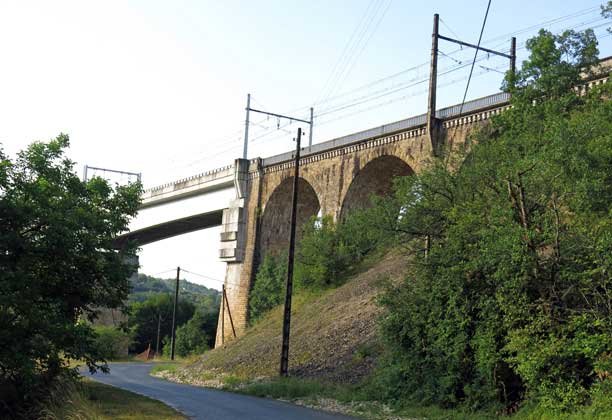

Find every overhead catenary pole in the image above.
[427,13,439,153]
[243,93,251,159]
[428,12,513,152]
[280,127,302,377]
[170,266,180,360]
[82,165,141,183]
[243,99,312,151]
[308,107,314,150]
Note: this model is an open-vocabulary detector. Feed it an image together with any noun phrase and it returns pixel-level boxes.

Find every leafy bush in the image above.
[375,29,611,412]
[249,252,286,323]
[172,308,218,357]
[294,216,347,288]
[92,326,131,361]
[294,211,390,289]
[129,293,195,354]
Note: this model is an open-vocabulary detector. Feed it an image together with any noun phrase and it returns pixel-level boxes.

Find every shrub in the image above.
[249,253,286,323]
[294,216,347,288]
[172,308,217,357]
[376,29,611,412]
[294,211,389,290]
[92,326,131,361]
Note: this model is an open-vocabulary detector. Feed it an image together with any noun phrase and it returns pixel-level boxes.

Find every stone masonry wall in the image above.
[215,104,503,347]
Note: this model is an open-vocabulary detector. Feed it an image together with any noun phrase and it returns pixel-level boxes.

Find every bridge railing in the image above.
[437,92,510,119]
[263,91,511,167]
[144,163,235,195]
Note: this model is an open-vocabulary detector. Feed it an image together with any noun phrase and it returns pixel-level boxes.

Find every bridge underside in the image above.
[115,209,223,248]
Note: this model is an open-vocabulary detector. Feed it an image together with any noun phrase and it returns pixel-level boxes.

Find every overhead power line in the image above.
[457,0,492,119]
[316,0,393,105]
[154,6,609,180]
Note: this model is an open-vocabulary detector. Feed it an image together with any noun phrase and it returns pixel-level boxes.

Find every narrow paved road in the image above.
[82,363,356,420]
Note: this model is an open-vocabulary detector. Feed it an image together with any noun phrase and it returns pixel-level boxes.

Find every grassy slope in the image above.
[182,251,407,385]
[41,378,186,420]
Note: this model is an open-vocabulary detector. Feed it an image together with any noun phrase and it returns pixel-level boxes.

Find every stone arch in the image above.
[258,176,321,259]
[339,155,414,220]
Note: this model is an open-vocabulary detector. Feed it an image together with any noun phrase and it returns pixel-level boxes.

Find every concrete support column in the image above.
[215,159,262,347]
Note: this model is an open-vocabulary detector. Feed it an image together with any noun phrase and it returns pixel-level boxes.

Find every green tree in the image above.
[129,293,195,354]
[91,326,131,361]
[249,204,393,321]
[249,253,286,323]
[294,213,389,289]
[172,306,218,357]
[377,29,611,412]
[0,135,141,416]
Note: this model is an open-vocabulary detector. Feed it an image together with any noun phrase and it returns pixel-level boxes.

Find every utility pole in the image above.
[155,313,162,357]
[280,127,302,377]
[427,13,516,153]
[243,94,251,159]
[243,98,313,155]
[170,266,180,360]
[308,107,314,150]
[427,13,440,154]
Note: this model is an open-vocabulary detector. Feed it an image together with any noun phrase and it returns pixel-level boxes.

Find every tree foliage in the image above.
[376,29,611,411]
[91,326,131,361]
[130,273,219,303]
[0,135,141,416]
[249,208,391,322]
[129,293,195,354]
[249,252,286,323]
[171,306,218,357]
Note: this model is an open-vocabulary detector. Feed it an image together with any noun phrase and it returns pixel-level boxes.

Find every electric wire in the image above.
[456,0,492,119]
[149,268,178,278]
[440,17,462,40]
[159,6,609,178]
[315,0,380,105]
[246,7,605,132]
[326,0,394,101]
[180,268,244,289]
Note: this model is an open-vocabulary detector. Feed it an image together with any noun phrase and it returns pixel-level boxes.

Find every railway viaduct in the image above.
[116,65,609,348]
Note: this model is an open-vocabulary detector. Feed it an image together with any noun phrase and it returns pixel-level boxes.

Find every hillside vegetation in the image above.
[189,251,404,384]
[130,273,219,303]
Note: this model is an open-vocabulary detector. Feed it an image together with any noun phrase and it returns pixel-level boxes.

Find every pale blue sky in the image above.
[1,1,610,288]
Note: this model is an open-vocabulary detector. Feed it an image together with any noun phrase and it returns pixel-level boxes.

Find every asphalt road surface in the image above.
[82,363,356,420]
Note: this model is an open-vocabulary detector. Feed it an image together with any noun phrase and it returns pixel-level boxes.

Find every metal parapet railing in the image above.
[262,91,511,167]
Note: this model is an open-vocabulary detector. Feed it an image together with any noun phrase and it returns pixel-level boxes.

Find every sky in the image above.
[1,1,610,289]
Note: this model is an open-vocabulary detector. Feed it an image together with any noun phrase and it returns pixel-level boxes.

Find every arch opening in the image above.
[339,155,413,220]
[258,177,321,260]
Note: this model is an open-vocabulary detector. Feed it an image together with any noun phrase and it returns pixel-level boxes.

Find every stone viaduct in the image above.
[214,92,512,346]
[116,64,609,348]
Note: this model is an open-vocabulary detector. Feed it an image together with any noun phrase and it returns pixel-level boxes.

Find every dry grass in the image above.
[173,251,407,385]
[39,378,186,420]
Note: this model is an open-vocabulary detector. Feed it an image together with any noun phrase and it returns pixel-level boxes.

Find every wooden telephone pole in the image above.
[280,127,302,377]
[170,266,180,360]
